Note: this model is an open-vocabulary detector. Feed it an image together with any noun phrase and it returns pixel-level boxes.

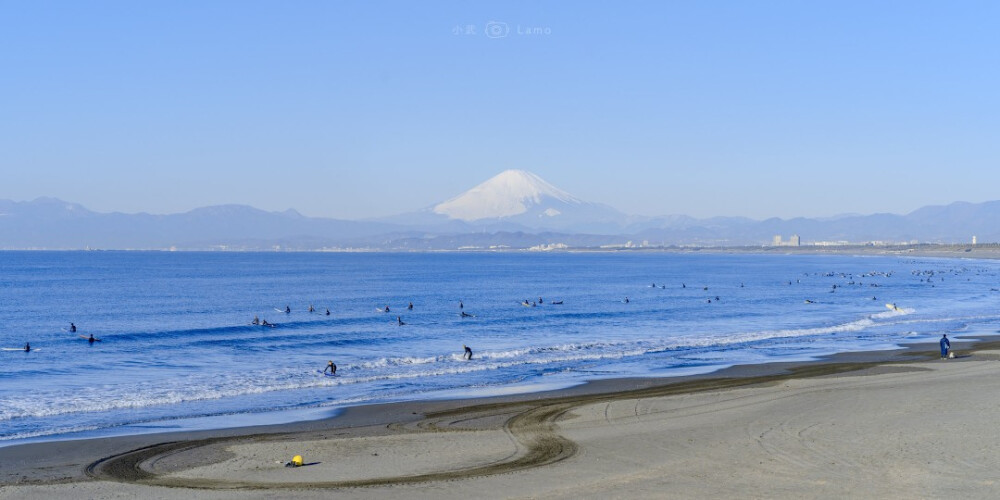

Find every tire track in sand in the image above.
[85,356,942,490]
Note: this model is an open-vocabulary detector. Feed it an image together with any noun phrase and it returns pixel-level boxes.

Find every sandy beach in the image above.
[4,337,1000,499]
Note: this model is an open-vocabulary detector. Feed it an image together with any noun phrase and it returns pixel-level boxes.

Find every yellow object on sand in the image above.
[291,455,303,467]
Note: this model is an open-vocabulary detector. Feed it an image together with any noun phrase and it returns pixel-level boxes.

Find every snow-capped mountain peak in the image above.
[433,170,581,221]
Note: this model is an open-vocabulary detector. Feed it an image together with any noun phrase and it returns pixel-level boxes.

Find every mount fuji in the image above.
[384,170,629,233]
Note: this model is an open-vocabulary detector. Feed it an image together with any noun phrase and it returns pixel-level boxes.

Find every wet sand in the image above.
[4,338,1000,499]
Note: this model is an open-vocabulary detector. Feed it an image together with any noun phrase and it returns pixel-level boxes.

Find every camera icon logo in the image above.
[484,21,510,39]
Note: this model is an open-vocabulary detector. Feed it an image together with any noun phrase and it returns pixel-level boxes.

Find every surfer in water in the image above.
[459,301,464,309]
[261,319,271,327]
[408,302,413,310]
[88,333,98,343]
[325,308,331,316]
[397,316,405,326]
[324,360,337,375]
[384,305,390,313]
[538,297,544,304]
[24,343,31,352]
[285,306,291,314]
[461,311,473,318]
[308,304,315,313]
[252,315,260,325]
[70,323,77,333]
[463,345,473,360]
[940,334,951,359]
[624,296,630,304]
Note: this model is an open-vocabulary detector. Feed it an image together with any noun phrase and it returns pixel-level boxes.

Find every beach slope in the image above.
[4,346,1000,499]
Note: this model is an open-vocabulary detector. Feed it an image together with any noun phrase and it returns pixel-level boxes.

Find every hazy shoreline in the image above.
[1,243,996,257]
[4,336,998,498]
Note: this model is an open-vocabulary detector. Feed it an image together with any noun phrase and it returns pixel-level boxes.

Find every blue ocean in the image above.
[1,251,998,446]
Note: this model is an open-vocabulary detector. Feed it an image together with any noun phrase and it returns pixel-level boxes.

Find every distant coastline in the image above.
[2,243,995,259]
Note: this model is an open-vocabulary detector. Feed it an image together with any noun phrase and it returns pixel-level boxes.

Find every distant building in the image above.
[973,235,978,245]
[772,234,801,247]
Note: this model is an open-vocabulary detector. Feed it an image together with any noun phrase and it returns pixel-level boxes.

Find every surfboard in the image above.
[317,370,336,377]
[885,303,899,311]
[2,347,39,351]
[79,335,101,341]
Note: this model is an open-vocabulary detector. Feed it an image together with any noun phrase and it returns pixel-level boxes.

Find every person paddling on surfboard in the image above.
[463,345,473,360]
[70,323,77,333]
[397,316,405,326]
[324,360,337,375]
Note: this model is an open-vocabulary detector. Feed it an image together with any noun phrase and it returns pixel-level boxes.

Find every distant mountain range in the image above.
[0,170,993,250]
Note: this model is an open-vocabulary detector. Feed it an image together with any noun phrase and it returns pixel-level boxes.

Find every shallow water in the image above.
[1,251,997,445]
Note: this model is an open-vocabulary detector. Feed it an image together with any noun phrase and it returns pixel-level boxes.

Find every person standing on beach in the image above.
[324,360,337,375]
[940,334,951,358]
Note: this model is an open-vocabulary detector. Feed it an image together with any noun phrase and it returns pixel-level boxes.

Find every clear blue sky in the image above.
[2,1,998,220]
